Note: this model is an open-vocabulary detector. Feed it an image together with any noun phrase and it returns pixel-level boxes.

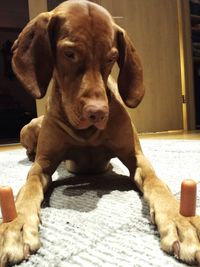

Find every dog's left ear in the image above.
[115,25,145,108]
[12,12,53,99]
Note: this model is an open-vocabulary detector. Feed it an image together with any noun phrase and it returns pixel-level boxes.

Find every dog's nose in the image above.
[83,105,108,124]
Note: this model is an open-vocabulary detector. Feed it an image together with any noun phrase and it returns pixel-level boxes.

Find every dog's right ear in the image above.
[115,25,145,108]
[12,12,53,99]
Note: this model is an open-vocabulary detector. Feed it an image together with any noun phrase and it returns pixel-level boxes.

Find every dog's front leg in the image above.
[131,152,200,265]
[0,161,52,266]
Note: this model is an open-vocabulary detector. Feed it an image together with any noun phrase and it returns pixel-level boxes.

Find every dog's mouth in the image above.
[66,104,109,131]
[75,116,109,130]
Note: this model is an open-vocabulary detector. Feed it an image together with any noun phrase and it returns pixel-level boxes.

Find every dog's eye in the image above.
[107,57,115,64]
[107,50,118,64]
[64,50,77,62]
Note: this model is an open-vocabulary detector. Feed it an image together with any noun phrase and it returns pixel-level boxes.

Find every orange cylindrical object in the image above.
[0,186,17,222]
[180,179,197,217]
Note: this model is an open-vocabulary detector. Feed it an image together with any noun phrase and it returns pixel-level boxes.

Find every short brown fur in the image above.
[1,1,200,266]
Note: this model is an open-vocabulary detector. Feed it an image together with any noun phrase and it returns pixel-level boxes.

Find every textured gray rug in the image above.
[0,139,200,267]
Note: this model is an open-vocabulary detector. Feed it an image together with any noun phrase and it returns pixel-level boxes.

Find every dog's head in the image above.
[12,0,144,130]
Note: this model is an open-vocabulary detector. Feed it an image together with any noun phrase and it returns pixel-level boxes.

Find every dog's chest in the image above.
[65,146,115,174]
[67,145,114,162]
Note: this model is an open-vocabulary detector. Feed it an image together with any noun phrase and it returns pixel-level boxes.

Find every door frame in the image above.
[177,0,196,130]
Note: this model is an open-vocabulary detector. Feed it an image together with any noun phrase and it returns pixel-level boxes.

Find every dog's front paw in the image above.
[152,198,200,265]
[0,213,41,266]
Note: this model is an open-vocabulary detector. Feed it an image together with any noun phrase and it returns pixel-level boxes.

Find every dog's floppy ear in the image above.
[116,25,145,108]
[12,12,53,99]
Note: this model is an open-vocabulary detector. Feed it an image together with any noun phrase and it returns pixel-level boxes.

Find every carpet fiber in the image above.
[1,139,200,267]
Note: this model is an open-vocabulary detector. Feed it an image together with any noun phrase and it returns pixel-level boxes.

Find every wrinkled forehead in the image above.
[54,1,115,49]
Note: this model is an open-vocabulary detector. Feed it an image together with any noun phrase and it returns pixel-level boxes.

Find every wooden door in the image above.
[96,0,183,132]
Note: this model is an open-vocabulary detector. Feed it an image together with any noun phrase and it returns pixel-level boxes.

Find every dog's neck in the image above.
[54,118,102,144]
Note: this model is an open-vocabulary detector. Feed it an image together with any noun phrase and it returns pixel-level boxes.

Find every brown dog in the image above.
[1,1,200,266]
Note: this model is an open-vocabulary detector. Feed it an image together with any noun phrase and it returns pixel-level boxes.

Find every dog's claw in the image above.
[150,210,156,225]
[172,241,180,259]
[0,255,8,267]
[195,251,200,266]
[24,243,31,259]
[38,213,42,225]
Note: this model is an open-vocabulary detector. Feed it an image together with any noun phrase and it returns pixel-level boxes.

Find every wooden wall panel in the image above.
[99,0,184,132]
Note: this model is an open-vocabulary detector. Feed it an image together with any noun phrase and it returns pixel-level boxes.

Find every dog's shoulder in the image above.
[107,76,132,127]
[107,76,128,113]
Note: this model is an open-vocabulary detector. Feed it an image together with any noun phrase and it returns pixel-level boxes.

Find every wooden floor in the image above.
[139,130,200,140]
[0,130,199,152]
[0,143,22,152]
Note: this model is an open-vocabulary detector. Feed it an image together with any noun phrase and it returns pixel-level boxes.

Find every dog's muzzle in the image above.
[82,104,109,130]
